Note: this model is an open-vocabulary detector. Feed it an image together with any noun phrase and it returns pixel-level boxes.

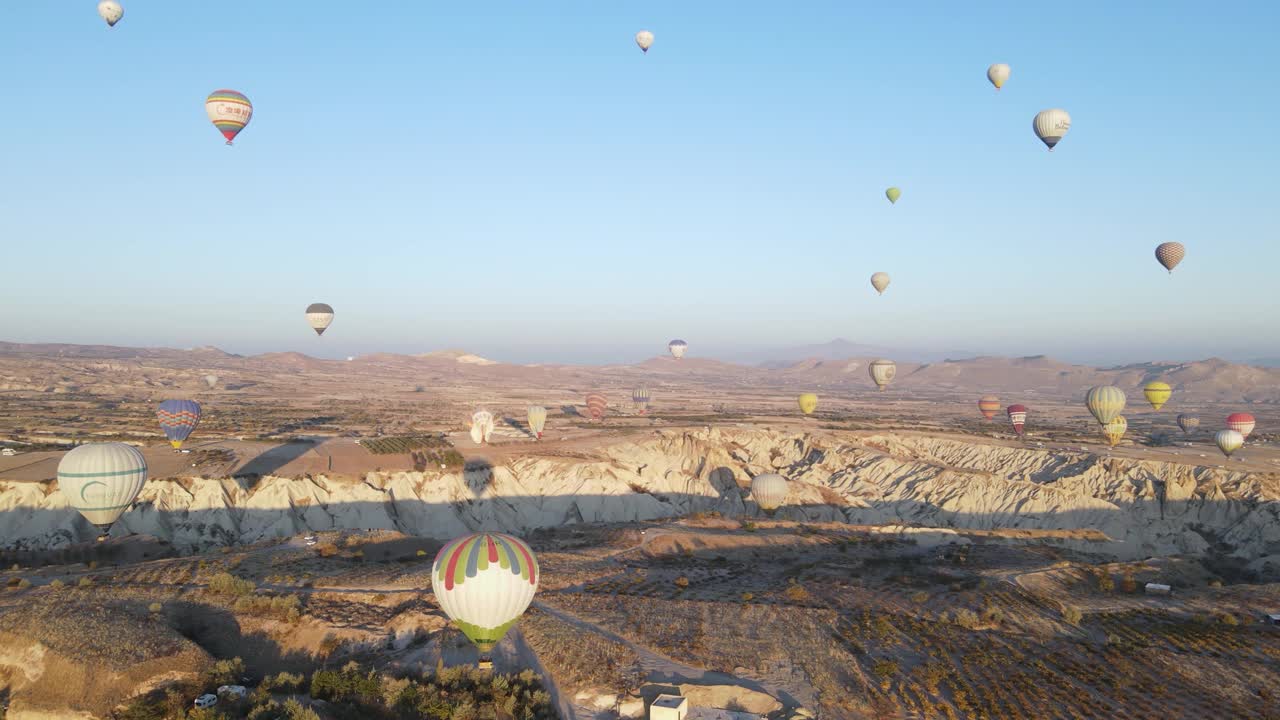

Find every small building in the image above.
[1265,613,1280,626]
[1145,583,1172,595]
[217,685,247,699]
[651,694,688,720]
[194,694,218,709]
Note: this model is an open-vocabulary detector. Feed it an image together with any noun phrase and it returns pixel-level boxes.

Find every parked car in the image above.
[217,685,247,699]
[194,694,218,709]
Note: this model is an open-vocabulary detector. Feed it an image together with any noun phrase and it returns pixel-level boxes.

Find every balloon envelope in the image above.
[987,63,1010,90]
[97,1,123,27]
[751,473,788,513]
[206,90,252,145]
[431,533,539,653]
[1155,242,1185,273]
[203,374,218,389]
[1102,416,1128,447]
[1176,414,1199,434]
[632,387,651,414]
[470,411,495,444]
[1033,109,1071,151]
[1226,413,1256,439]
[157,399,202,449]
[1007,404,1028,436]
[870,272,891,295]
[1143,382,1172,410]
[869,360,896,391]
[635,30,654,52]
[797,393,818,415]
[668,340,688,359]
[978,395,1001,421]
[57,443,148,533]
[305,303,335,335]
[1085,386,1126,425]
[885,187,901,204]
[1215,429,1244,458]
[527,406,546,439]
[585,393,608,421]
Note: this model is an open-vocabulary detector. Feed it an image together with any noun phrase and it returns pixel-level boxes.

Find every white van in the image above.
[194,694,218,709]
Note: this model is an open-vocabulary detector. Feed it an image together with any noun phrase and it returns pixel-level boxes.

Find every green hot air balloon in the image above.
[885,187,902,205]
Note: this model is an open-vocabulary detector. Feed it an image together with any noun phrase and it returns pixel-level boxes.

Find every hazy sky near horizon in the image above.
[2,1,1277,366]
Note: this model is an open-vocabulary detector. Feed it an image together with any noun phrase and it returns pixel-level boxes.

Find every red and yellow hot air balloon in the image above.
[1102,416,1128,447]
[206,90,253,145]
[585,393,607,421]
[978,396,1001,421]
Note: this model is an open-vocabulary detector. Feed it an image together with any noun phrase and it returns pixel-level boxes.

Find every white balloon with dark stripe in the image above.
[57,443,148,533]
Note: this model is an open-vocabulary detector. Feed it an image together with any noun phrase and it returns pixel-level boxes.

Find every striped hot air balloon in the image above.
[1155,242,1185,274]
[869,359,896,391]
[57,443,148,535]
[1033,108,1071,151]
[1143,381,1172,410]
[1102,416,1128,447]
[632,387,651,414]
[751,473,788,514]
[585,393,607,421]
[978,395,1001,421]
[668,339,688,359]
[1215,429,1244,459]
[205,90,252,145]
[1085,386,1126,425]
[431,533,539,655]
[1007,405,1028,437]
[527,406,546,439]
[1177,413,1200,435]
[1226,413,1256,439]
[797,393,818,415]
[156,400,202,449]
[305,303,334,335]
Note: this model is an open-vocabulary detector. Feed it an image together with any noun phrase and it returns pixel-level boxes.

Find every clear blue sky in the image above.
[2,1,1277,365]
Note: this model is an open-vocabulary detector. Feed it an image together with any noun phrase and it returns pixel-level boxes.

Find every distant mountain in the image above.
[0,341,238,361]
[734,338,976,367]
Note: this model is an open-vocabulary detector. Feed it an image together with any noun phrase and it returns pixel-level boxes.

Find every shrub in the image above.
[261,672,305,693]
[741,592,754,602]
[208,572,255,598]
[416,549,427,557]
[48,579,64,590]
[674,576,689,589]
[783,584,811,603]
[911,591,929,604]
[1096,570,1115,593]
[740,521,757,532]
[873,659,899,681]
[1217,612,1239,626]
[148,602,163,613]
[204,657,246,688]
[1120,573,1138,593]
[233,594,303,622]
[982,606,1004,625]
[951,608,981,629]
[78,577,93,587]
[1062,605,1083,625]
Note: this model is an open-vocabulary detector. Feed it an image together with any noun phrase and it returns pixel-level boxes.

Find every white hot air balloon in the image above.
[97,1,123,27]
[869,359,897,391]
[870,272,891,295]
[751,473,788,514]
[986,63,1010,90]
[527,406,547,440]
[56,442,147,536]
[668,339,688,359]
[1033,109,1071,151]
[470,411,495,445]
[432,533,539,657]
[635,30,654,53]
[204,374,219,389]
[305,303,335,336]
[1215,429,1244,459]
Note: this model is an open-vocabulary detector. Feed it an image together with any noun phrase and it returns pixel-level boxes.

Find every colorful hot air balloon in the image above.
[1007,404,1028,437]
[1215,429,1244,459]
[632,387,651,414]
[203,374,219,389]
[1085,386,1126,425]
[1102,416,1128,447]
[206,90,253,146]
[431,533,539,655]
[1155,242,1185,274]
[1177,413,1200,435]
[1033,109,1071,151]
[978,395,1001,421]
[1226,413,1256,439]
[1143,381,1172,410]
[97,1,123,27]
[668,339,688,359]
[585,393,607,421]
[57,443,147,535]
[751,473,788,514]
[797,393,818,415]
[885,187,901,205]
[870,272,891,295]
[305,303,334,335]
[869,359,896,391]
[987,63,1010,90]
[470,411,495,445]
[156,399,202,449]
[526,406,547,439]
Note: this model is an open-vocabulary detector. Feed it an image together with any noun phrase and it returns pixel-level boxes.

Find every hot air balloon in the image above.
[1033,109,1071,151]
[668,339,688,359]
[470,411,495,445]
[870,272,891,295]
[585,393,607,421]
[206,90,253,145]
[1176,413,1200,435]
[157,400,202,449]
[632,387,651,414]
[751,473,788,515]
[1143,381,1172,411]
[635,30,654,53]
[97,1,123,27]
[987,63,1010,90]
[431,533,539,656]
[1102,416,1128,447]
[1215,429,1244,459]
[526,406,547,440]
[1155,242,1185,274]
[869,360,896,391]
[203,374,219,389]
[978,395,1001,421]
[57,443,147,536]
[305,303,334,336]
[1226,413,1256,439]
[797,393,818,415]
[1007,404,1028,437]
[1085,386,1126,425]
[885,187,901,205]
